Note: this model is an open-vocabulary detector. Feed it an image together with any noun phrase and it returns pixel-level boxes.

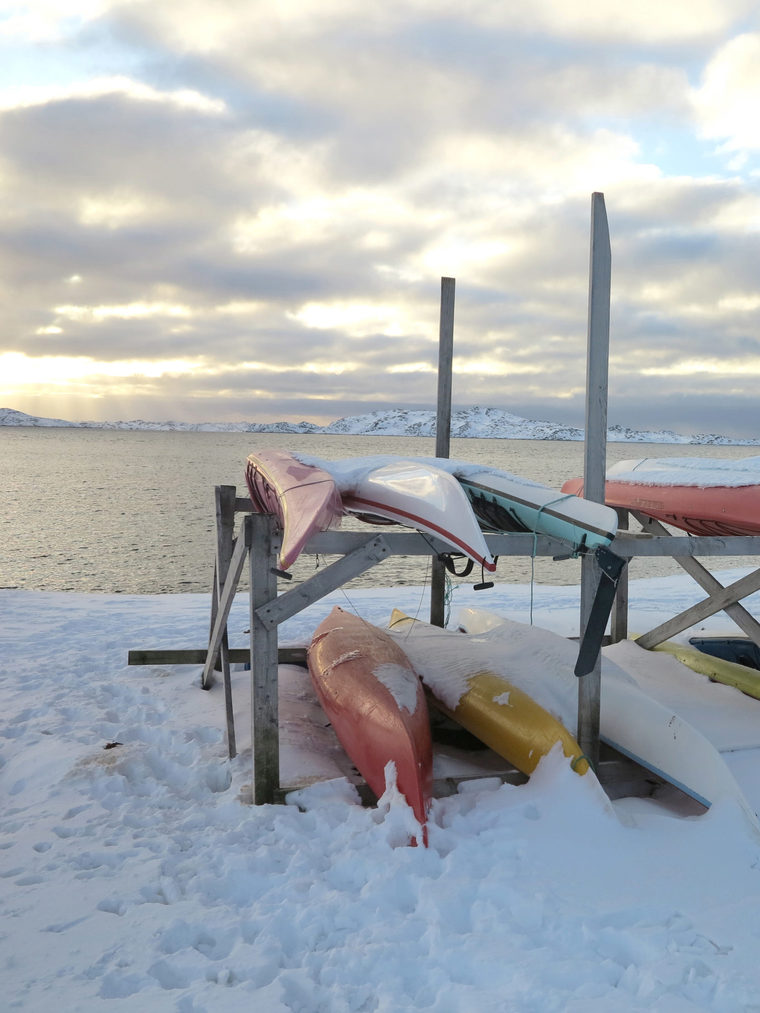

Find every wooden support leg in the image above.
[578,551,601,768]
[250,513,280,805]
[610,509,629,644]
[202,521,249,688]
[214,485,237,759]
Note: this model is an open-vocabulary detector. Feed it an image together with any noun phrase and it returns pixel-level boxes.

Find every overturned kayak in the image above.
[245,450,342,570]
[458,606,760,822]
[387,609,589,777]
[562,456,760,536]
[307,606,433,844]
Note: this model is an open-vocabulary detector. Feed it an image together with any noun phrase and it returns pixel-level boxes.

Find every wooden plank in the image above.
[254,535,391,630]
[636,567,760,649]
[431,276,455,629]
[201,519,249,688]
[578,192,612,767]
[129,647,307,666]
[306,529,569,558]
[635,514,760,648]
[214,485,237,756]
[610,508,629,643]
[250,513,280,805]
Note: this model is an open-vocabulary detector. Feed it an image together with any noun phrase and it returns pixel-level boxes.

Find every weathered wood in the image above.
[214,485,237,757]
[129,647,307,666]
[634,514,760,648]
[254,535,392,630]
[578,192,611,767]
[636,567,760,649]
[610,509,629,643]
[431,276,456,628]
[307,529,570,558]
[250,513,280,804]
[202,519,250,687]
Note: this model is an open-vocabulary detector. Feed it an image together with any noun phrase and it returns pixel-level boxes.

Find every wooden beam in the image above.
[578,192,612,767]
[214,485,237,757]
[636,567,760,649]
[431,276,455,629]
[202,518,250,688]
[250,513,280,804]
[128,647,307,666]
[254,534,391,630]
[634,514,760,648]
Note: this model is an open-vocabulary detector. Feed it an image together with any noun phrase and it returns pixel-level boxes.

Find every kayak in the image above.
[458,469,618,551]
[386,610,589,777]
[307,606,433,844]
[245,450,342,570]
[301,455,497,572]
[562,456,760,536]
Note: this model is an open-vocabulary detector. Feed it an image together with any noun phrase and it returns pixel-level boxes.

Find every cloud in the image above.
[1,2,760,435]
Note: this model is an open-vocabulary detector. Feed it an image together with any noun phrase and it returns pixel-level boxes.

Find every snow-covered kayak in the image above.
[562,456,760,536]
[459,469,618,551]
[245,450,342,570]
[458,606,760,822]
[301,456,497,572]
[307,607,433,845]
[387,610,590,778]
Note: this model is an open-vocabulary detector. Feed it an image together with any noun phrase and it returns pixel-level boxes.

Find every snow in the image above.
[608,456,760,487]
[372,663,421,714]
[4,574,760,1010]
[3,405,758,444]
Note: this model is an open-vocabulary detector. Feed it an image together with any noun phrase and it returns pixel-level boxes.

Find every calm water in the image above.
[1,428,755,594]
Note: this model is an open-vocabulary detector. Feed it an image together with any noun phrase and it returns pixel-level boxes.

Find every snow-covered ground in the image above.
[4,574,760,1011]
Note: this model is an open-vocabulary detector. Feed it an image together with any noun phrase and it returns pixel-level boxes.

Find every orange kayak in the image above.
[307,606,433,844]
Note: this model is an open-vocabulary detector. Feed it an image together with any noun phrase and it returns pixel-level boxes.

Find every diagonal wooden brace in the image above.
[636,566,760,649]
[633,513,760,649]
[253,535,391,631]
[202,516,250,688]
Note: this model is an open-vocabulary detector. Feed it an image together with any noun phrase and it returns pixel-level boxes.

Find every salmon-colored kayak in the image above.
[562,456,760,536]
[307,606,433,844]
[245,450,342,570]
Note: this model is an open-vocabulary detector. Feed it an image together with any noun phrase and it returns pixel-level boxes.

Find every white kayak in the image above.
[456,606,760,827]
[458,468,618,551]
[297,455,497,572]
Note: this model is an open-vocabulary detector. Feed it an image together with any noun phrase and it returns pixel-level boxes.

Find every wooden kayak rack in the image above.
[128,193,760,808]
[131,482,760,807]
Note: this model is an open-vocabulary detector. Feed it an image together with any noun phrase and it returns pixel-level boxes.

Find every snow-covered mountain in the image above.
[0,405,755,445]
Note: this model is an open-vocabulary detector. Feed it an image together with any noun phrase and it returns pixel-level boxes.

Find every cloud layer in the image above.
[2,1,759,435]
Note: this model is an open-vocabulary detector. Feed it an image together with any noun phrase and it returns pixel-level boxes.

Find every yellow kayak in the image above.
[645,639,760,701]
[387,610,589,777]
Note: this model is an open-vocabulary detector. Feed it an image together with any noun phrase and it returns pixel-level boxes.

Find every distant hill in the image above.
[0,406,754,445]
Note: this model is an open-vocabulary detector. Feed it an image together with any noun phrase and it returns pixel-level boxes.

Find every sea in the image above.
[2,427,756,595]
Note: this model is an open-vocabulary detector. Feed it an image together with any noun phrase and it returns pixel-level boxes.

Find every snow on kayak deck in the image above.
[608,455,760,487]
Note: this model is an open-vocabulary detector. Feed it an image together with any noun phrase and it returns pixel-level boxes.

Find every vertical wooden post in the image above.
[610,508,629,644]
[214,485,237,757]
[431,277,456,627]
[249,513,280,804]
[578,193,611,767]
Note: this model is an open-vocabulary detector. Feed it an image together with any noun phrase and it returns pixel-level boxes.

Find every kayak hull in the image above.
[307,606,433,842]
[245,450,342,570]
[387,610,589,777]
[460,470,617,551]
[342,459,496,571]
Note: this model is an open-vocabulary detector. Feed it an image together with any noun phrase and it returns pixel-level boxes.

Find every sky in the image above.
[1,1,760,436]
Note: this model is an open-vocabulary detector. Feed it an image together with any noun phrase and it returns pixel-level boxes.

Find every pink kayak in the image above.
[245,450,342,570]
[307,606,433,845]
